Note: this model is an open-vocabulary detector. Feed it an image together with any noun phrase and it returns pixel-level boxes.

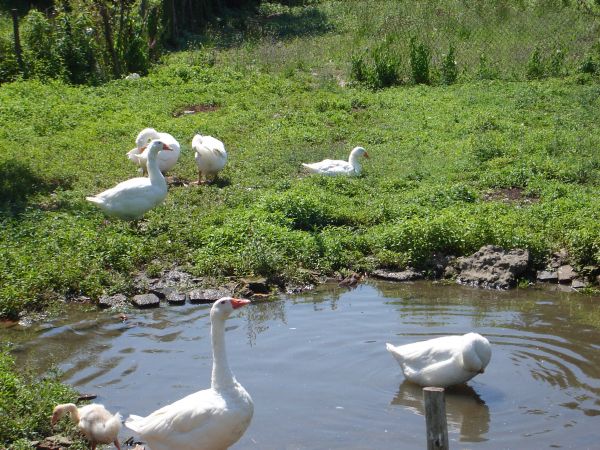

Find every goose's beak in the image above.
[162,144,172,150]
[231,298,251,309]
[363,152,370,158]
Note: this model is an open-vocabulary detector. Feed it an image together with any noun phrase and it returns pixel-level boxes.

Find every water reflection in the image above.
[3,281,600,449]
[392,381,490,442]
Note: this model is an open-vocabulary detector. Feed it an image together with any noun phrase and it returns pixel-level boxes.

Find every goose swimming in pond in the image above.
[125,297,253,450]
[192,133,228,185]
[87,139,171,220]
[51,403,122,450]
[302,146,369,176]
[386,332,491,387]
[127,128,181,175]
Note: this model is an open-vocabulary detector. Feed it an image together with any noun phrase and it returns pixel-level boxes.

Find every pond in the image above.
[5,281,600,449]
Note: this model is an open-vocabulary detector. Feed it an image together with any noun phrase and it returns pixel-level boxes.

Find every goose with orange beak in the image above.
[302,146,369,176]
[87,139,172,220]
[126,297,253,450]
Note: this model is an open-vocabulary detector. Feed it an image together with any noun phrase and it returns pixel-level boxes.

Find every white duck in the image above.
[51,403,122,450]
[127,128,181,175]
[386,332,491,388]
[192,133,228,184]
[87,139,171,220]
[302,146,369,176]
[125,297,253,450]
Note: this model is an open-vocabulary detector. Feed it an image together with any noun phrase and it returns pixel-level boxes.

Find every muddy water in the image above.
[4,281,600,449]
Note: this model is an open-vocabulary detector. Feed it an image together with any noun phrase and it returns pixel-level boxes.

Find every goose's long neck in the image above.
[349,152,362,173]
[147,151,166,186]
[211,316,235,390]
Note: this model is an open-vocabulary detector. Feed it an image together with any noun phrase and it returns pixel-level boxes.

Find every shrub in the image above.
[371,37,400,88]
[350,52,369,84]
[579,54,596,74]
[477,53,495,80]
[441,44,458,85]
[350,37,401,89]
[409,36,430,84]
[526,46,544,80]
[549,48,565,77]
[0,347,85,447]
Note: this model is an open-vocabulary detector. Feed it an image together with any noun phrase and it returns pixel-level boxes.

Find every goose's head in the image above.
[51,403,75,427]
[210,297,250,320]
[463,333,492,374]
[135,127,159,149]
[350,146,369,159]
[146,139,172,156]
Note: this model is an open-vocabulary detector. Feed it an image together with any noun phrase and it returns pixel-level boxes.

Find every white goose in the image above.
[386,332,491,388]
[51,403,122,450]
[126,297,253,450]
[302,146,369,176]
[192,134,228,184]
[127,128,181,175]
[87,139,171,220]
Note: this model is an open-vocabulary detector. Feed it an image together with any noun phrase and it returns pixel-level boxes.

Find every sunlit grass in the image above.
[0,1,599,319]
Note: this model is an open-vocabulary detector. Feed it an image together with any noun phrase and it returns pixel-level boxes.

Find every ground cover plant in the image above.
[0,347,87,449]
[0,0,600,320]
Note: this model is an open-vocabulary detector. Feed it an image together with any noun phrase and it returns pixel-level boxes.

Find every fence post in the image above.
[423,387,449,450]
[11,9,25,75]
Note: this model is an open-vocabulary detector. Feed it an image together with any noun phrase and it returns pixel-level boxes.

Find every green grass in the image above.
[0,1,600,319]
[0,347,87,449]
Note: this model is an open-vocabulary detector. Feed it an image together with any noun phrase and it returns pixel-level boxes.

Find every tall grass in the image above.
[213,1,599,84]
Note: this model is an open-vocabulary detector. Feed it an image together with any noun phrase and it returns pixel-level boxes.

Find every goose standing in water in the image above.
[302,146,369,176]
[87,139,171,220]
[51,403,122,450]
[127,128,181,175]
[126,297,253,450]
[386,332,491,387]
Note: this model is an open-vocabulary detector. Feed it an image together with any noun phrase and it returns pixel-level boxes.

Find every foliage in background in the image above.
[0,0,260,84]
[0,347,86,449]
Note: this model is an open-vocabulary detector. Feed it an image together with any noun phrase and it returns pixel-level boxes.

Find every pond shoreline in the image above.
[8,244,596,329]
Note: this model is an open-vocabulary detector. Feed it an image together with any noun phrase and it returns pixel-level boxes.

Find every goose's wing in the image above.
[92,178,153,201]
[388,336,464,370]
[302,159,351,174]
[126,389,223,438]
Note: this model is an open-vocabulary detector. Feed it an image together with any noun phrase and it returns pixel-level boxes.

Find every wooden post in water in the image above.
[11,9,25,75]
[423,387,449,450]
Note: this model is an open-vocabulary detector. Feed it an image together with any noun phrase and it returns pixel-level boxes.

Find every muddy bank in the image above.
[88,245,600,314]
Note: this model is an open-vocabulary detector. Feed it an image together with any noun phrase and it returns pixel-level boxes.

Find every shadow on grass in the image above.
[258,6,334,39]
[189,4,334,49]
[0,159,72,214]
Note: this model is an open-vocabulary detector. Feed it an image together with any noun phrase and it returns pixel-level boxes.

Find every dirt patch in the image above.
[483,187,538,203]
[172,104,220,117]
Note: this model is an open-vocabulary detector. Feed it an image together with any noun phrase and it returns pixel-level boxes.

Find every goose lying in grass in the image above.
[126,297,253,450]
[386,332,491,387]
[127,128,181,175]
[192,133,228,185]
[87,139,171,220]
[302,146,369,176]
[51,403,122,450]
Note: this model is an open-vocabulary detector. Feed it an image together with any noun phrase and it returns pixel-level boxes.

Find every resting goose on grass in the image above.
[302,146,369,176]
[127,128,180,175]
